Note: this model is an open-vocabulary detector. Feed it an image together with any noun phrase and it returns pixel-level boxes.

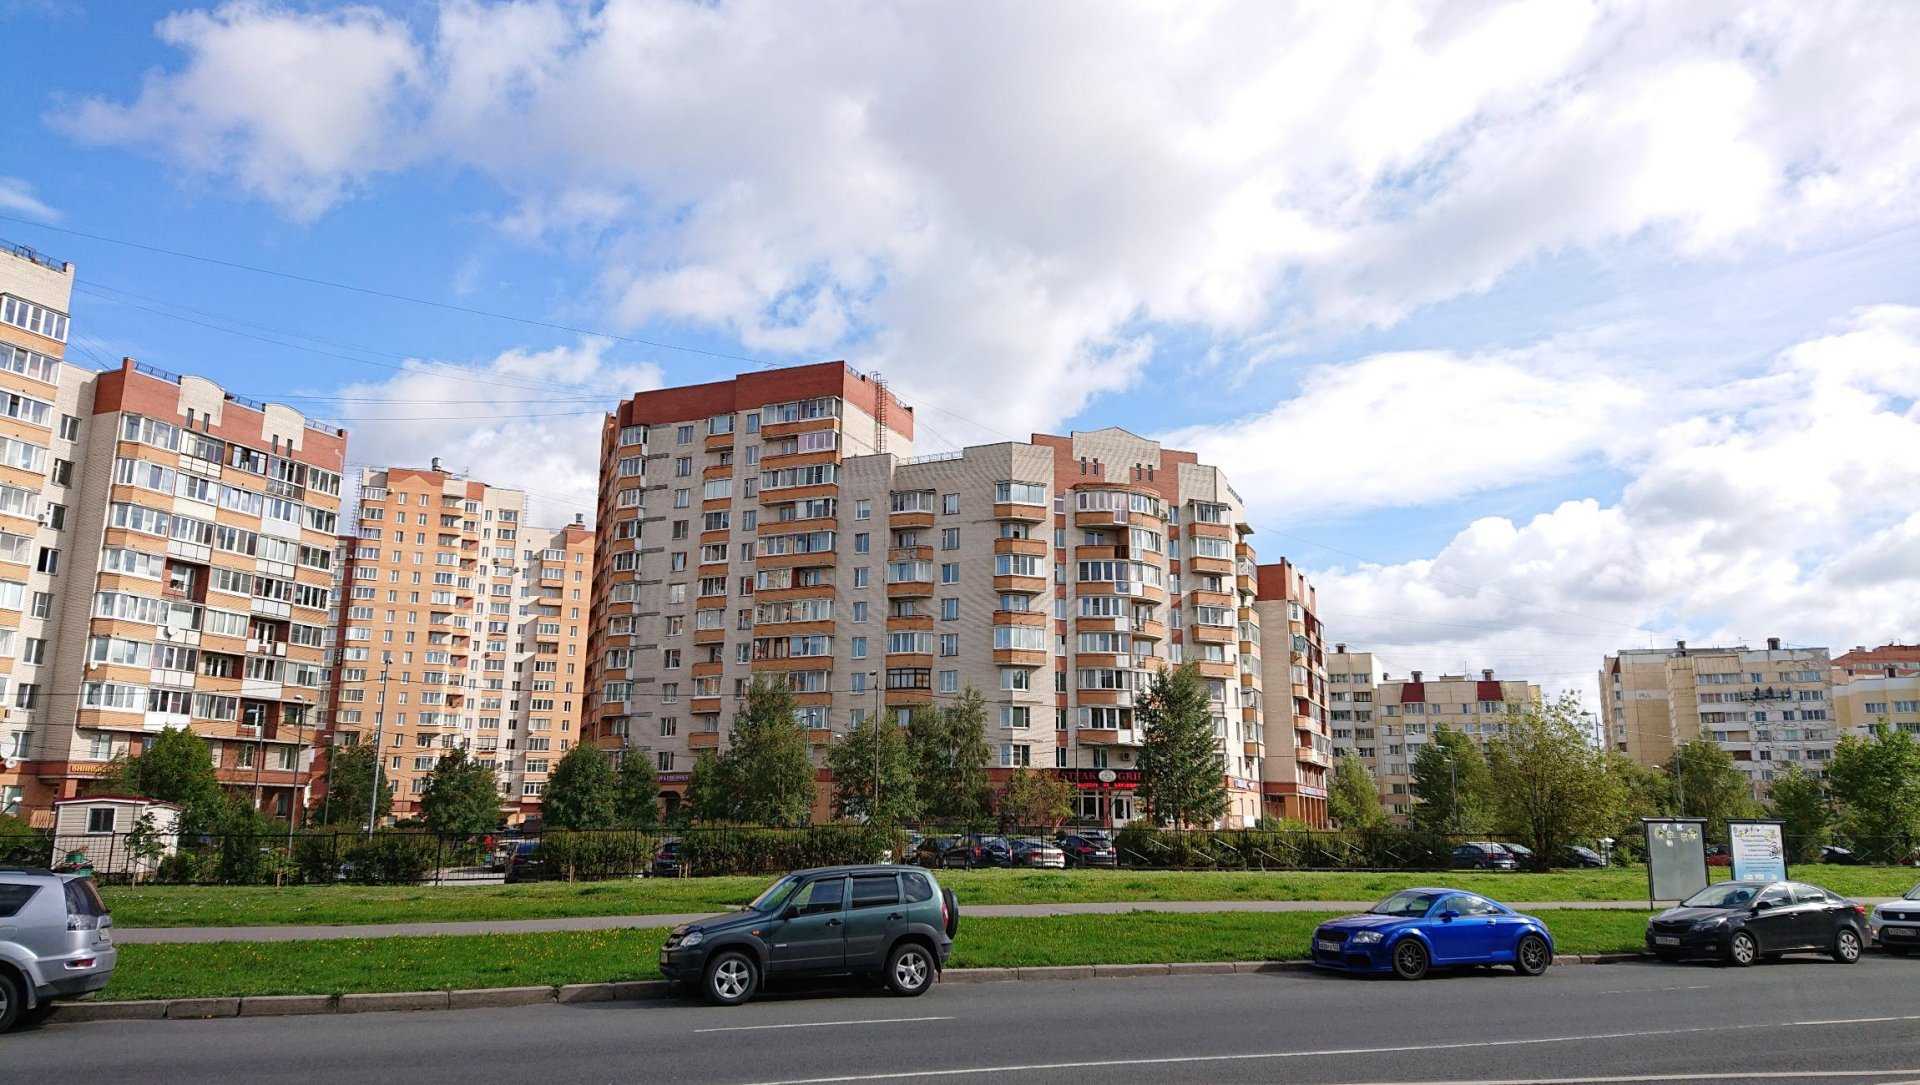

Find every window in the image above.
[941,493,959,516]
[939,669,959,693]
[854,532,870,554]
[851,874,900,909]
[1001,705,1031,727]
[939,633,958,657]
[59,414,81,441]
[940,527,959,550]
[1000,743,1032,767]
[940,563,959,584]
[86,807,117,834]
[995,481,1045,505]
[940,597,960,620]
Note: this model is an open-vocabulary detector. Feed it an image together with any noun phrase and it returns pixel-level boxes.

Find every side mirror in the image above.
[1439,910,1459,922]
[1752,900,1772,912]
[782,905,800,920]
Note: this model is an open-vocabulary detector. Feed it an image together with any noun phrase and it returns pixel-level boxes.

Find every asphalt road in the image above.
[8,958,1919,1084]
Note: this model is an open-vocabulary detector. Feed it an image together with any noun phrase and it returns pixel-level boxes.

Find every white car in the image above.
[0,866,117,1031]
[1869,882,1920,955]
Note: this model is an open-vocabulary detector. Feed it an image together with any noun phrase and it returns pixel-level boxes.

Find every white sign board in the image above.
[1728,820,1788,882]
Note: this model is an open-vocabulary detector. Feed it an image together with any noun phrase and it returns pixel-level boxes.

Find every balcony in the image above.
[993,502,1048,522]
[687,731,722,750]
[995,537,1049,558]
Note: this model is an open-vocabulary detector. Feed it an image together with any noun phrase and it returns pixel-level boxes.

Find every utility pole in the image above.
[868,671,881,818]
[368,653,392,838]
[286,694,309,856]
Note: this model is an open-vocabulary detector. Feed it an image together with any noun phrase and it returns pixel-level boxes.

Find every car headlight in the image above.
[679,931,705,948]
[1691,916,1729,930]
[1350,931,1384,945]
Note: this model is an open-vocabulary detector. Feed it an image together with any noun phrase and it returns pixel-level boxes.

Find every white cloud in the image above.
[58,2,422,221]
[322,339,661,527]
[1308,308,1920,706]
[1160,347,1645,514]
[0,177,59,221]
[55,1,1920,437]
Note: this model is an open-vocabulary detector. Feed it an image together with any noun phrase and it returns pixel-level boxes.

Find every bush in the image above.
[292,829,350,884]
[342,832,439,885]
[679,824,908,876]
[1112,826,1464,870]
[536,830,659,881]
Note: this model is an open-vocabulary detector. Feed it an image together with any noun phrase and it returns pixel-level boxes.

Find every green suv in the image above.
[659,865,958,1006]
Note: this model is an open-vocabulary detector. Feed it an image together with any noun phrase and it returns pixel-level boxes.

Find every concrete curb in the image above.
[43,955,1663,1025]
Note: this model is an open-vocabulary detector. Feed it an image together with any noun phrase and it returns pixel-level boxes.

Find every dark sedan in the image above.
[1646,880,1868,966]
[1564,846,1607,868]
[502,840,546,883]
[1058,834,1117,868]
[1451,843,1517,871]
[651,839,685,878]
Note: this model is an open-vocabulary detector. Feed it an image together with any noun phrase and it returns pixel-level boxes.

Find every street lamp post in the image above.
[286,694,310,856]
[867,671,881,818]
[368,654,392,838]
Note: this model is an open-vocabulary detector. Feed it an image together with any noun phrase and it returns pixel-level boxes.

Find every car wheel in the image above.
[885,943,936,997]
[705,951,760,1006]
[1727,931,1759,967]
[1391,939,1430,981]
[0,970,22,1034]
[1514,934,1552,976]
[1833,927,1862,965]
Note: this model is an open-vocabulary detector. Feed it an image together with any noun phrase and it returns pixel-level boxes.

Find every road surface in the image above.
[9,957,1918,1083]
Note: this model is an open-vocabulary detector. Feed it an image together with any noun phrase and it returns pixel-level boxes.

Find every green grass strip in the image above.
[103,865,1917,929]
[102,908,1657,1001]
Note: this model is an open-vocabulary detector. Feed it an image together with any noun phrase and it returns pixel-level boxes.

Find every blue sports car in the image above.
[1311,888,1556,980]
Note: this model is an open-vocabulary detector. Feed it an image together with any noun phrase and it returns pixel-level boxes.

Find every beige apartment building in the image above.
[1253,560,1332,827]
[1325,647,1540,820]
[322,464,592,824]
[587,361,1275,828]
[1831,644,1920,740]
[1601,638,1836,793]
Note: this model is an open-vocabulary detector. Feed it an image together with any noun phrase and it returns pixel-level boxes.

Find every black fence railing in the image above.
[4,826,1913,887]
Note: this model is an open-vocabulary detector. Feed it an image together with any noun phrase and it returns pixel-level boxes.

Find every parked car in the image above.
[1310,888,1554,980]
[1503,843,1537,868]
[651,838,685,878]
[1705,844,1731,867]
[1868,882,1920,955]
[1450,842,1518,871]
[1058,834,1118,868]
[925,834,1010,868]
[911,835,962,867]
[658,865,959,1006]
[0,866,116,1032]
[1009,838,1065,869]
[1563,846,1606,868]
[501,840,546,883]
[1820,845,1862,865]
[1645,880,1868,965]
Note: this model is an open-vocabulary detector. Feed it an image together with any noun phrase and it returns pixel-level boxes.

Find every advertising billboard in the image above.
[1728,819,1789,882]
[1644,817,1709,903]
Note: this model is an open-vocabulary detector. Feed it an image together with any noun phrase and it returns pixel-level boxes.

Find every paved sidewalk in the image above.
[107,897,1790,944]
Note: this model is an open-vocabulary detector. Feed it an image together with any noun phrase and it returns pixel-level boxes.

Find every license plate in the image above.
[659,950,671,964]
[1887,928,1915,939]
[1315,939,1343,952]
[1654,936,1680,946]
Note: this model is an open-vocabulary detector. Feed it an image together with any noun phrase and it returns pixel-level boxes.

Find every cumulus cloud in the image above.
[1307,308,1920,705]
[0,177,59,221]
[320,339,662,527]
[53,1,1920,436]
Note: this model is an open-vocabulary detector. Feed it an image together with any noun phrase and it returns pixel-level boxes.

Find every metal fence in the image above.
[4,826,1913,887]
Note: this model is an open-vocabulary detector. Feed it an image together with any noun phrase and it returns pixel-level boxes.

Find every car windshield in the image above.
[1905,884,1920,901]
[1682,883,1766,908]
[749,875,802,914]
[1371,891,1442,917]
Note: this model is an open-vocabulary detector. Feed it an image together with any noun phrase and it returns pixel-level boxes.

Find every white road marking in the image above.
[736,1014,1920,1085]
[696,1015,953,1034]
[1321,1074,1920,1085]
[1595,984,1711,995]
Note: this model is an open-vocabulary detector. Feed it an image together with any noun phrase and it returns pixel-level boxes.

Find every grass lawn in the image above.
[102,865,1917,929]
[101,908,1657,1000]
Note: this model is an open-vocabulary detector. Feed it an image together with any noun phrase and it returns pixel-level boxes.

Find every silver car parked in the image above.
[0,866,117,1031]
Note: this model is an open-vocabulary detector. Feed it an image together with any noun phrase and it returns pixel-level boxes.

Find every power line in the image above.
[5,213,787,369]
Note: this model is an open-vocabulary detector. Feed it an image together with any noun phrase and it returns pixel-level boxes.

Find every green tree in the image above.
[1327,753,1387,830]
[1605,754,1674,859]
[96,726,228,834]
[684,751,732,823]
[908,690,993,823]
[1409,726,1493,834]
[1485,693,1624,867]
[613,750,661,830]
[1667,739,1759,837]
[995,769,1075,831]
[543,744,619,829]
[1136,663,1227,828]
[1825,728,1920,850]
[827,716,921,824]
[722,677,817,826]
[1765,764,1831,862]
[316,742,393,828]
[418,748,503,836]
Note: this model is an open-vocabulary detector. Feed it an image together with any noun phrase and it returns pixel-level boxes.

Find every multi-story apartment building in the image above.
[1601,638,1836,793]
[1832,643,1920,681]
[1253,560,1331,827]
[588,362,1271,828]
[0,240,79,820]
[322,464,591,824]
[33,358,345,820]
[1831,645,1920,741]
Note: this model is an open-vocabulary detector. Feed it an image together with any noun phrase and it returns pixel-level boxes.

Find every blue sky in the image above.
[4,1,1919,700]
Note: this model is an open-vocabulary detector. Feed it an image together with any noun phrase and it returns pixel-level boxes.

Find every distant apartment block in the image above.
[1253,560,1332,827]
[322,464,591,823]
[1601,638,1835,792]
[1831,643,1920,740]
[587,362,1277,828]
